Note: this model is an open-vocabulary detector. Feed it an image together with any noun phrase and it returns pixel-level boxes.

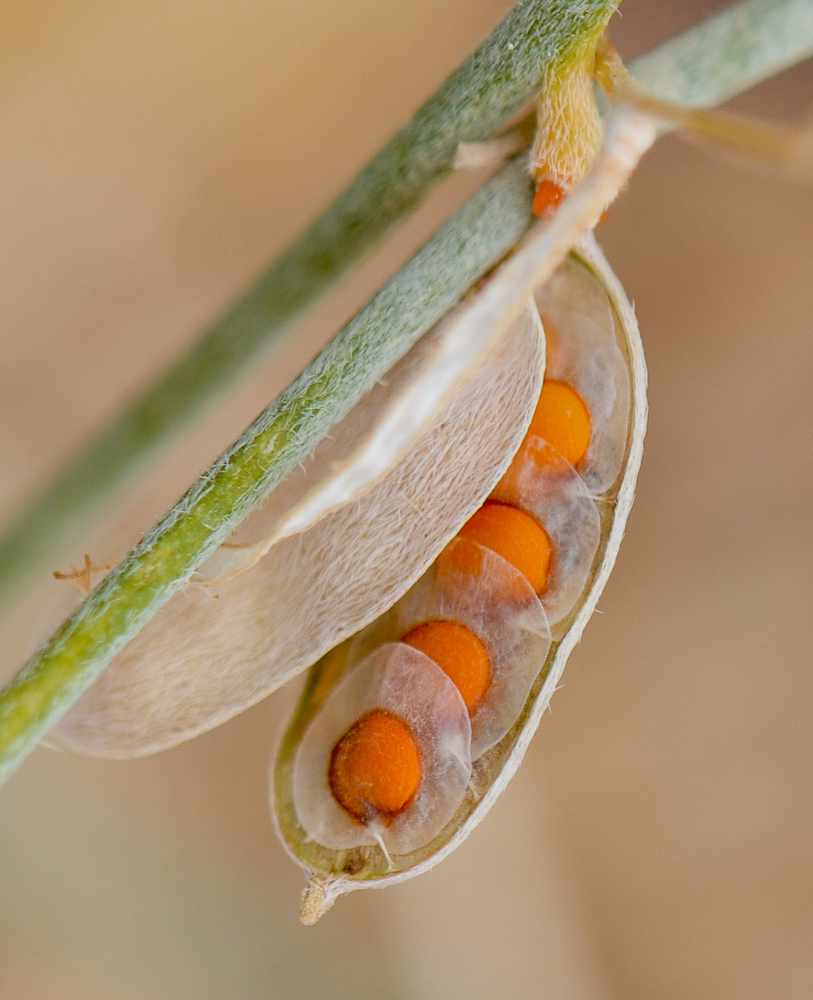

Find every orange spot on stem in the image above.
[403,620,491,714]
[532,179,565,218]
[329,709,422,824]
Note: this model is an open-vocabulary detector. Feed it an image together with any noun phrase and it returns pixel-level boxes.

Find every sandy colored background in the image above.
[1,1,812,997]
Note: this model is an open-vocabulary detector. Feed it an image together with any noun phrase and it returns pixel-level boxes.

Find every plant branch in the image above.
[631,0,813,106]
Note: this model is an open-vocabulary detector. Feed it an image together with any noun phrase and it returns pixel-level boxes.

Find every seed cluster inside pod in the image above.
[278,243,641,891]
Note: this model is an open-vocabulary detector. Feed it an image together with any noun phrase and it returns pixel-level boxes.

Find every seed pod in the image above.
[273,235,646,920]
[54,109,655,923]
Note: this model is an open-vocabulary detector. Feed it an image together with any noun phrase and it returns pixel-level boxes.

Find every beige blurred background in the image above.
[1,1,812,997]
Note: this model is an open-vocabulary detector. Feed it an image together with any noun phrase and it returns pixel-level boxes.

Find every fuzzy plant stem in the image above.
[0,0,812,783]
[0,0,618,610]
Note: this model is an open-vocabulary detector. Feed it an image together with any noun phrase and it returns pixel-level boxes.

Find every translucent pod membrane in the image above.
[492,453,600,628]
[535,256,630,493]
[291,644,472,857]
[347,544,552,757]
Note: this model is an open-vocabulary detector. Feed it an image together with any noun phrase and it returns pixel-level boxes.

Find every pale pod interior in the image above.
[54,293,544,758]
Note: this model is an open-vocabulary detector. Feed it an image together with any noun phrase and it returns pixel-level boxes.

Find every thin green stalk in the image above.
[0,0,618,609]
[1,0,812,784]
[631,0,813,106]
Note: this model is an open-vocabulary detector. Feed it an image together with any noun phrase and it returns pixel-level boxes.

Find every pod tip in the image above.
[299,877,337,925]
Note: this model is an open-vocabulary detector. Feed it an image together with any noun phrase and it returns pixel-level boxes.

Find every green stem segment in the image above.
[1,0,812,783]
[631,0,813,106]
[0,0,617,609]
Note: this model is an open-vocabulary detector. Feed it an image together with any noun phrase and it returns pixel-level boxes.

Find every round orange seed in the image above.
[328,709,422,824]
[403,620,491,714]
[450,501,552,596]
[525,379,591,470]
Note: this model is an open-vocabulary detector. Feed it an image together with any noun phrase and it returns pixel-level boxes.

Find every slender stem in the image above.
[630,0,813,106]
[1,0,812,784]
[0,0,618,609]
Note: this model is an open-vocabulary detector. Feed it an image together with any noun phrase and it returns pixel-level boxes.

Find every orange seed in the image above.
[329,709,422,824]
[445,501,552,597]
[525,379,591,470]
[403,620,491,714]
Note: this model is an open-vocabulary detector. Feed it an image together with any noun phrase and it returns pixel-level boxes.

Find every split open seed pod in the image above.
[273,232,646,921]
[54,107,654,922]
[56,234,645,923]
